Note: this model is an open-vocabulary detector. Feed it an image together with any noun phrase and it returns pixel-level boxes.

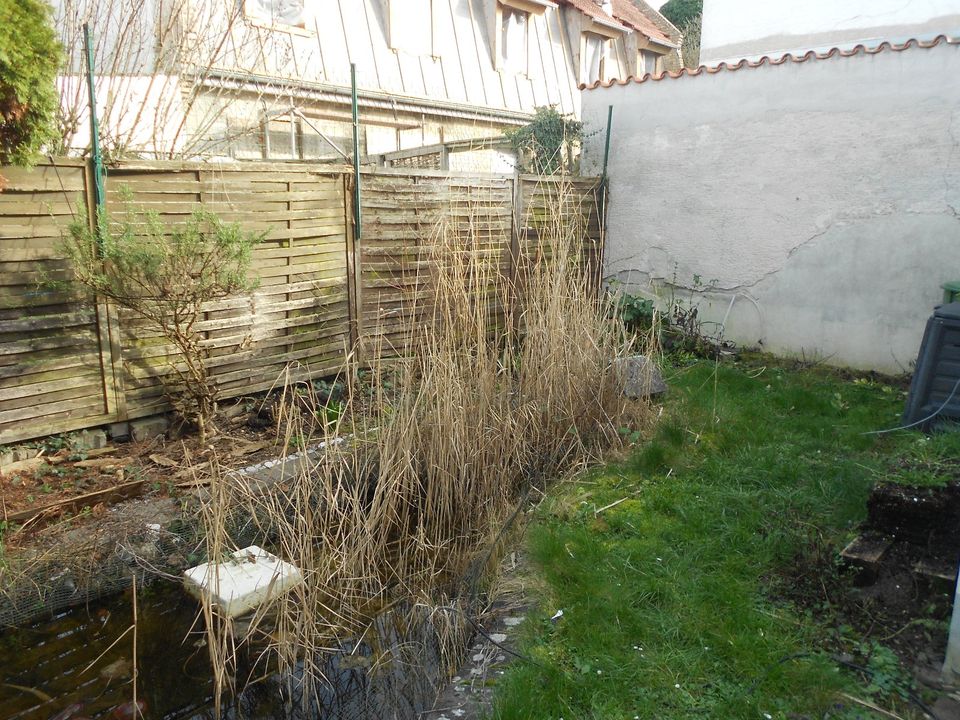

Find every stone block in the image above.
[932,695,960,720]
[1,457,45,475]
[614,355,668,399]
[107,422,131,440]
[75,429,108,451]
[0,447,35,469]
[222,402,249,420]
[130,416,169,442]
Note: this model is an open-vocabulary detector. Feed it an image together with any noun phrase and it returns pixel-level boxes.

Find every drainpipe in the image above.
[601,104,613,184]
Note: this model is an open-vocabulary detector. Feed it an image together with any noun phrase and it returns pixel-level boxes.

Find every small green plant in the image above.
[41,434,70,453]
[285,432,308,451]
[505,106,583,175]
[316,401,344,429]
[61,198,261,440]
[658,271,727,360]
[312,379,345,405]
[609,286,656,334]
[571,655,594,675]
[856,641,908,699]
[830,392,850,412]
[31,463,53,480]
[617,425,643,445]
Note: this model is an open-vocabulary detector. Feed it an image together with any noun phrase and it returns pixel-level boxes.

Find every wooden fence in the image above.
[0,159,603,445]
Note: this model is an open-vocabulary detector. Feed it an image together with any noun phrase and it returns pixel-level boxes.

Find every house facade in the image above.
[54,0,680,169]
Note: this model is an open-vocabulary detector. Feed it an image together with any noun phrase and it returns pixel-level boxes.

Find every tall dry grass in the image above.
[194,176,654,715]
[517,180,646,469]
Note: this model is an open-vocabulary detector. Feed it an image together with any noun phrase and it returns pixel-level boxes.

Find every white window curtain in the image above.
[501,9,528,72]
[583,34,604,84]
[249,0,305,27]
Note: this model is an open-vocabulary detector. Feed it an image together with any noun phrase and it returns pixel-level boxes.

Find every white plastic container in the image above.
[183,545,303,618]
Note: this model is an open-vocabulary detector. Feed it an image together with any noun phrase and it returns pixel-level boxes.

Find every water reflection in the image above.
[0,584,453,720]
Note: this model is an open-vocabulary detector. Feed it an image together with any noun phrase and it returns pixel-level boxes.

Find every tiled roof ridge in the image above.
[625,0,681,40]
[580,33,959,90]
[561,0,625,30]
[610,0,676,46]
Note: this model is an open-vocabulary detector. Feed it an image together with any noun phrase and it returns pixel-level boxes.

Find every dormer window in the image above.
[501,8,529,73]
[639,49,659,75]
[582,33,607,84]
[493,0,555,72]
[244,0,306,29]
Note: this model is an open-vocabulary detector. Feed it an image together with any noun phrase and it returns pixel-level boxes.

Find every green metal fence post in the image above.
[351,63,362,241]
[598,105,614,288]
[83,22,106,248]
[601,104,613,183]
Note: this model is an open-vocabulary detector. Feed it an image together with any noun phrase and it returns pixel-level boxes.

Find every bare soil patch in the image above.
[0,402,292,545]
[780,480,960,686]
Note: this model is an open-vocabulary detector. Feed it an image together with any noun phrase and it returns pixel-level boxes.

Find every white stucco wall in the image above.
[701,0,960,65]
[581,40,960,373]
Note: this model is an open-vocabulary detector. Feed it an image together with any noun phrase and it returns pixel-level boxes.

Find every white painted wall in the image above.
[701,0,960,65]
[581,41,960,373]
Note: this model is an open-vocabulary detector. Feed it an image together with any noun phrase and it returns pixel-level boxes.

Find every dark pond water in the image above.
[0,581,449,720]
[0,582,223,720]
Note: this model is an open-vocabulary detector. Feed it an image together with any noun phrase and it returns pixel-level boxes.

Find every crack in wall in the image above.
[608,225,834,294]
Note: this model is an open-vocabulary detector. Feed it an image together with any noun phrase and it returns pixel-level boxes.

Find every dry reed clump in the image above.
[194,177,655,715]
[516,181,648,469]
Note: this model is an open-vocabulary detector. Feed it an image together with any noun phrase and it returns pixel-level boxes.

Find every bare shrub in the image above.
[55,0,315,158]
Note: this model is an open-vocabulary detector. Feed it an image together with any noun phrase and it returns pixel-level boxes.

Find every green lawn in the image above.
[490,357,960,720]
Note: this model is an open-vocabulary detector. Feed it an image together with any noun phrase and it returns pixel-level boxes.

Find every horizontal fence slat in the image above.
[0,159,602,444]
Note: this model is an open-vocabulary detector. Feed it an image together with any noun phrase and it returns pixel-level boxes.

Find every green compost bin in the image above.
[943,281,960,304]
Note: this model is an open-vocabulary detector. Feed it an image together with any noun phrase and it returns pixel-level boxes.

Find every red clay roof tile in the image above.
[561,0,626,30]
[610,0,675,47]
[580,34,958,89]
